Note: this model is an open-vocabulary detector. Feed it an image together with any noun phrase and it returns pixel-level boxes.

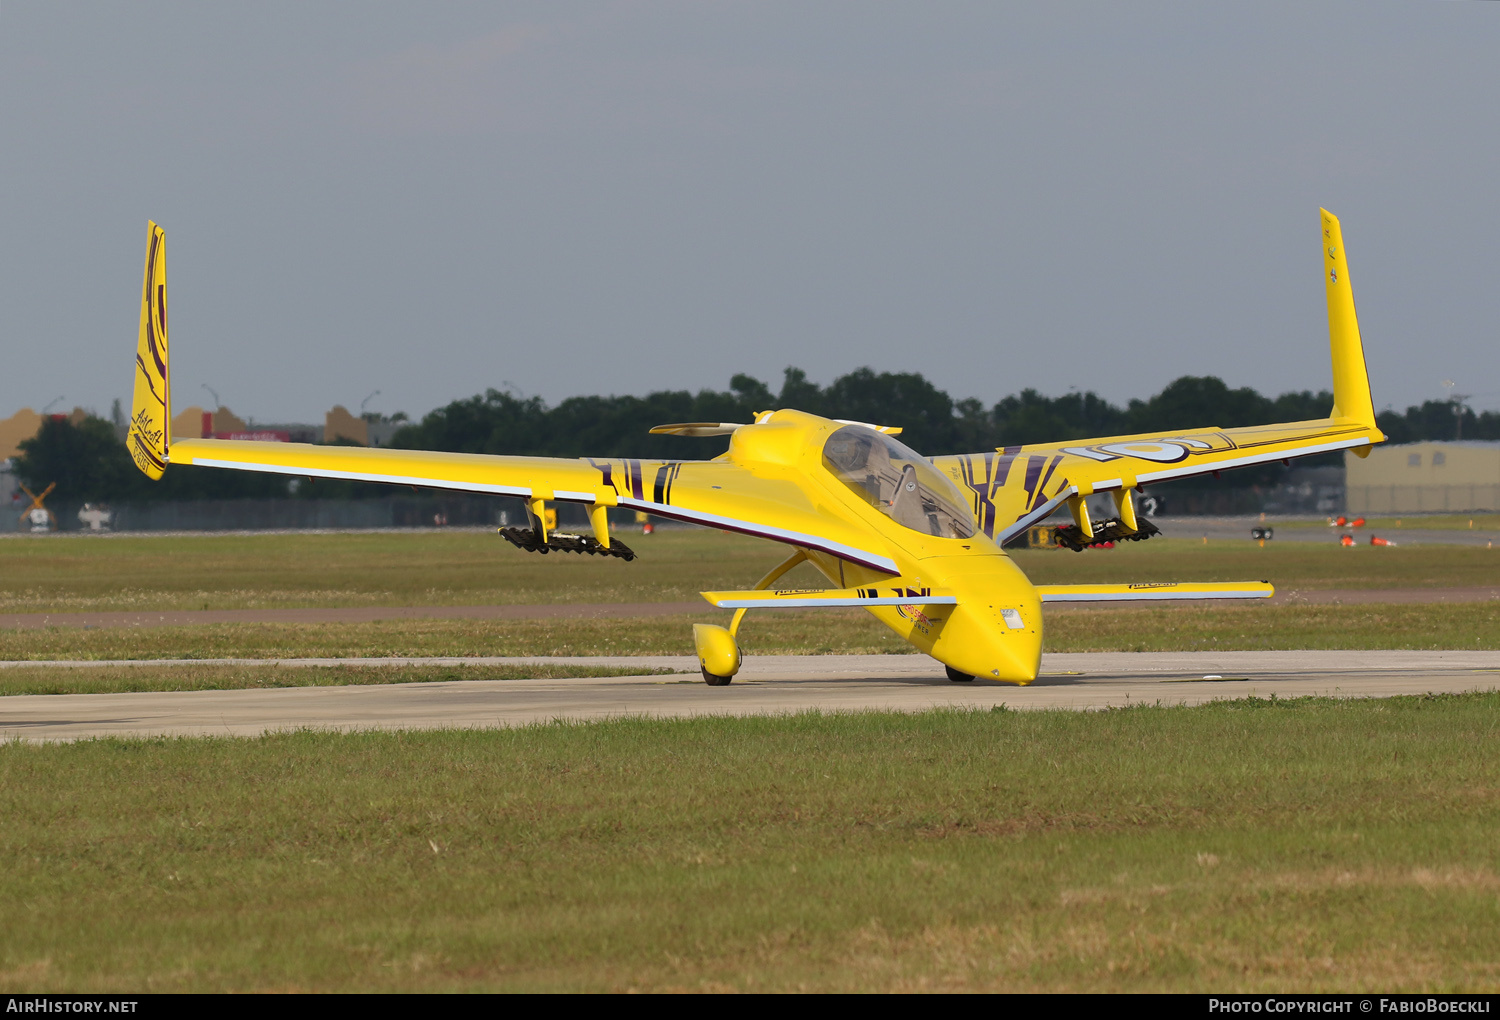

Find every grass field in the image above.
[4,531,1496,992]
[4,696,1498,992]
[0,602,1496,664]
[0,662,678,697]
[0,529,1495,615]
[1,529,1494,686]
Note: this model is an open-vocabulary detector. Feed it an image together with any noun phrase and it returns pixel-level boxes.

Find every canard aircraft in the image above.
[127,211,1382,686]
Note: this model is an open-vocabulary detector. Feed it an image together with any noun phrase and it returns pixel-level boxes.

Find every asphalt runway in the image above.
[3,650,1497,743]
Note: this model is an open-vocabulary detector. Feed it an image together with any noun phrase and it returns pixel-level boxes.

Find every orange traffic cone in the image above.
[642,522,654,535]
[1331,516,1348,527]
[1371,535,1395,546]
[1351,517,1366,527]
[1339,534,1355,547]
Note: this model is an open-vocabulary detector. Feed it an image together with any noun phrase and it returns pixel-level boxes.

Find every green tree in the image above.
[1376,400,1500,444]
[14,415,293,503]
[14,416,141,502]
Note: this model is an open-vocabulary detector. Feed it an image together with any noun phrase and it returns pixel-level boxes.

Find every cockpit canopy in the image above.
[821,425,976,539]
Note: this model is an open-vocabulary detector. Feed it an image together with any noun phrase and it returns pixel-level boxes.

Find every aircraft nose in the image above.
[910,552,1043,684]
[936,602,1042,685]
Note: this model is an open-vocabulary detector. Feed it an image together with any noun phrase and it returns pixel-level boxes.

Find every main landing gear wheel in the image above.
[945,665,974,683]
[701,668,734,686]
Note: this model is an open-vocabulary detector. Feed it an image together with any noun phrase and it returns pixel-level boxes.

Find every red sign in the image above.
[213,431,290,442]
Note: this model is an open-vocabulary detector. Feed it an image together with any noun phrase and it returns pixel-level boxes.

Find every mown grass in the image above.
[3,695,1499,992]
[0,662,678,697]
[1042,602,1500,653]
[0,529,1494,615]
[0,603,1494,664]
[0,529,793,613]
[0,612,899,661]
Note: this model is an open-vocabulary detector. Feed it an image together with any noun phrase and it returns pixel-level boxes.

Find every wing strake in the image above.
[702,587,957,609]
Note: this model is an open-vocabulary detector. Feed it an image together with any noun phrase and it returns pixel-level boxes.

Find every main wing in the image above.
[933,209,1383,543]
[1035,582,1273,602]
[166,439,899,573]
[126,232,908,575]
[934,415,1379,545]
[128,224,898,573]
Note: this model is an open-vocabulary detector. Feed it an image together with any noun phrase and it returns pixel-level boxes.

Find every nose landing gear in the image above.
[945,665,974,682]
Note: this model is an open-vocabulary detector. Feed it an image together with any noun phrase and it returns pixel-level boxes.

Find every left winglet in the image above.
[128,221,171,479]
[702,587,958,609]
[1036,582,1273,603]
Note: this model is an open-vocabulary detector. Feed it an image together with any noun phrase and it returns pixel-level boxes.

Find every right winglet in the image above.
[1321,209,1379,431]
[128,221,171,479]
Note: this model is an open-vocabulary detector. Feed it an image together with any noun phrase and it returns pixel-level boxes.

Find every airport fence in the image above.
[1347,484,1500,515]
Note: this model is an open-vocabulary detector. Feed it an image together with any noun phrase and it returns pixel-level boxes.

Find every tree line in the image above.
[13,367,1498,503]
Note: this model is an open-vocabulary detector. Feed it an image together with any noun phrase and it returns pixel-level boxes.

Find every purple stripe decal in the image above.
[1032,455,1062,508]
[588,459,618,495]
[1021,455,1045,503]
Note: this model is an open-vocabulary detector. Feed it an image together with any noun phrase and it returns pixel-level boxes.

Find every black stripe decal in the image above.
[135,354,164,404]
[144,233,167,378]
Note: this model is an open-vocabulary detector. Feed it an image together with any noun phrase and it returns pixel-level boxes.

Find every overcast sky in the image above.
[3,2,1497,428]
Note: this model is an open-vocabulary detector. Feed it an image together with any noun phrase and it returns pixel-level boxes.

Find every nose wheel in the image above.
[701,668,734,686]
[945,665,974,683]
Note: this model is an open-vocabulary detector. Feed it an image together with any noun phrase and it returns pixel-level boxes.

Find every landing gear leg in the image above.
[945,665,974,683]
[695,548,810,690]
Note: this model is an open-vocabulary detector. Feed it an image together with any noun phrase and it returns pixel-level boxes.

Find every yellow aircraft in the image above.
[127,211,1382,686]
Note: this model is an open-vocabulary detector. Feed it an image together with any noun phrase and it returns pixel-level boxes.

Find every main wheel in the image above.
[701,667,734,686]
[945,665,974,683]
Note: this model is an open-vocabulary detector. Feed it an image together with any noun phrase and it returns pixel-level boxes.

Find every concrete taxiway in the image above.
[2,650,1498,742]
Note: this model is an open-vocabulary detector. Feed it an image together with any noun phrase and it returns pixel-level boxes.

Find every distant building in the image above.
[1,402,401,459]
[321,406,405,446]
[1261,465,1346,516]
[0,406,89,459]
[173,405,313,443]
[249,418,323,444]
[171,404,245,438]
[324,405,366,445]
[0,408,42,460]
[1346,441,1500,513]
[0,458,18,507]
[366,419,403,447]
